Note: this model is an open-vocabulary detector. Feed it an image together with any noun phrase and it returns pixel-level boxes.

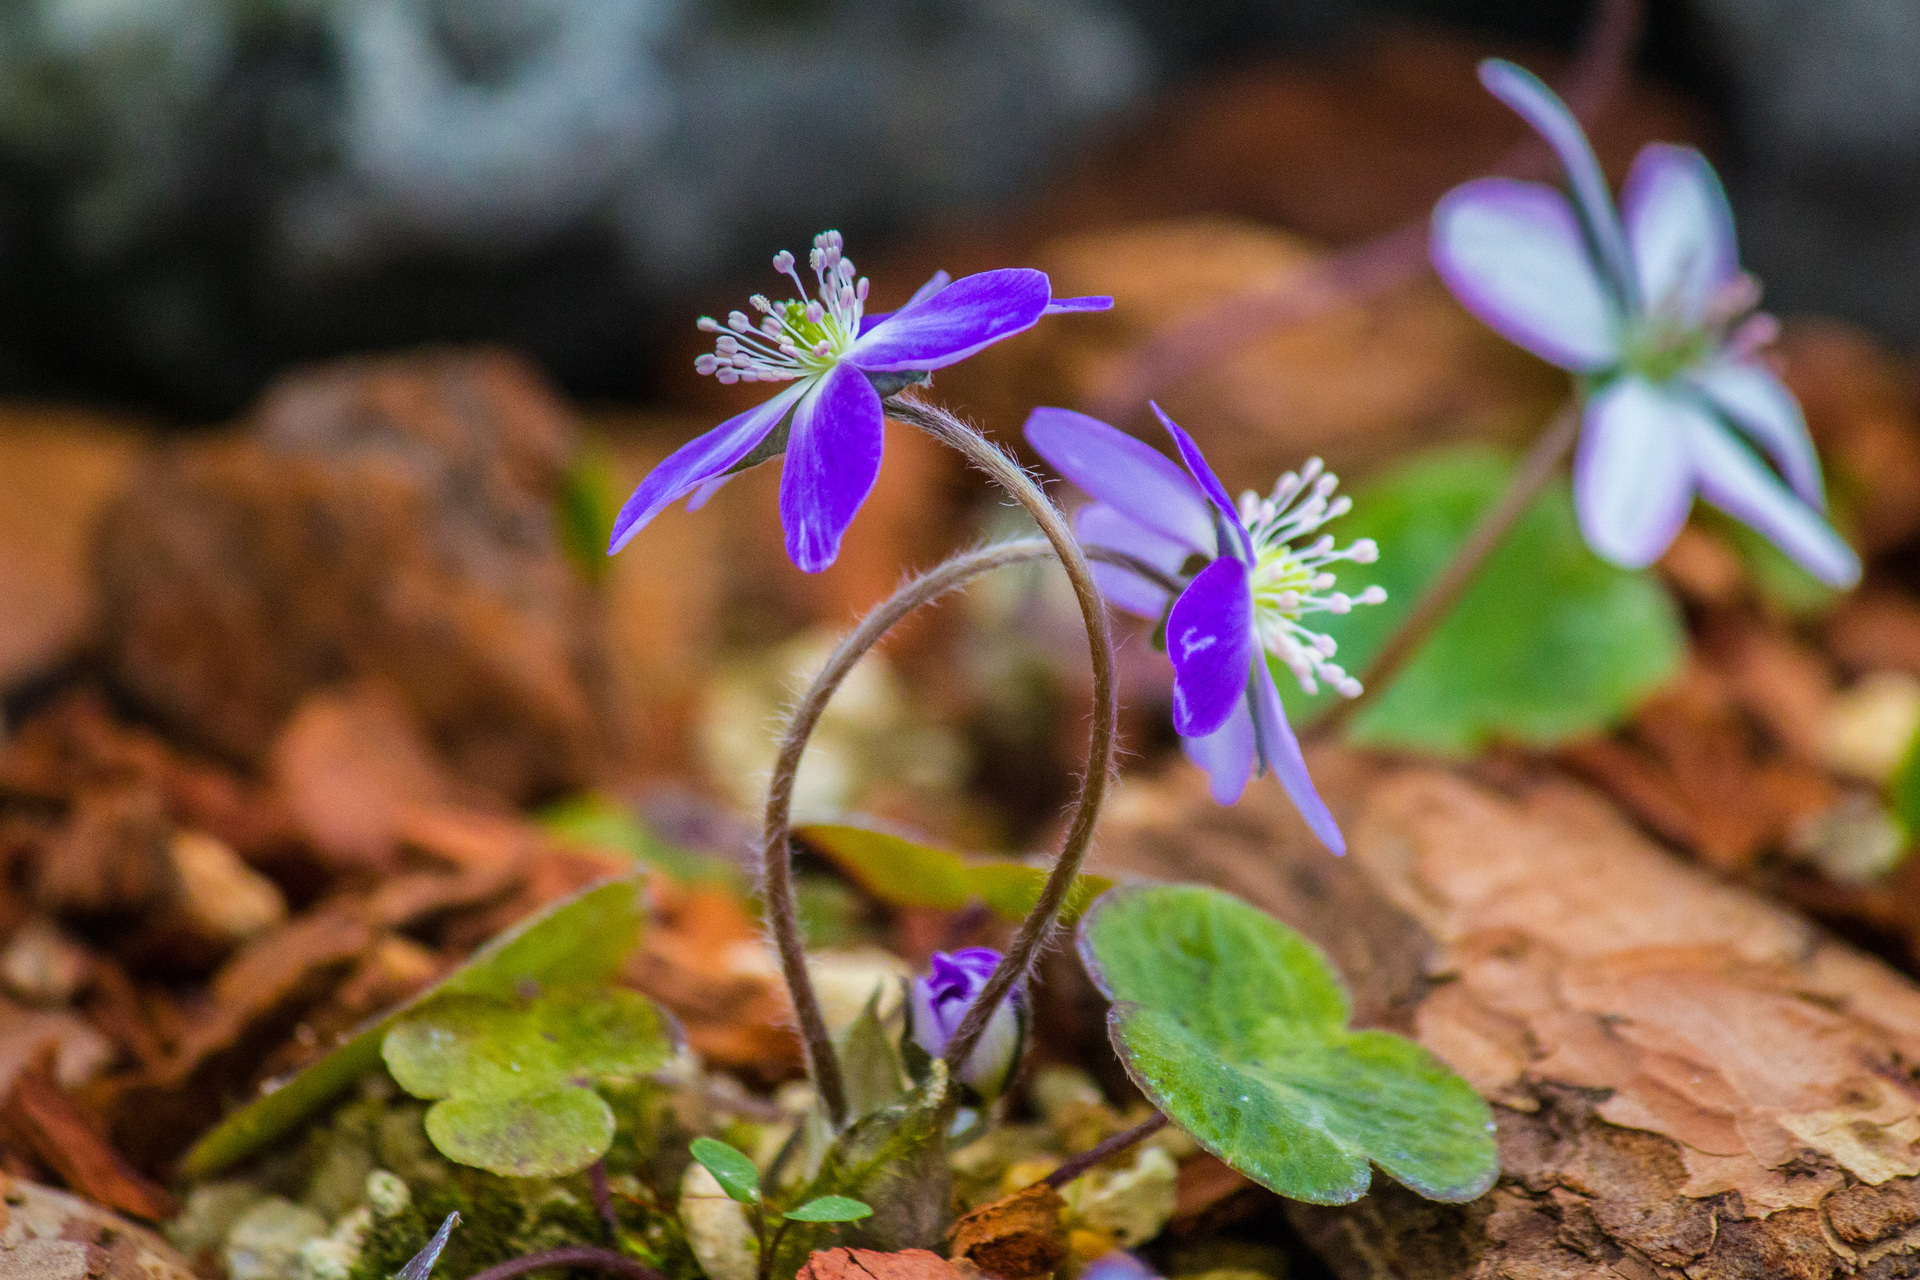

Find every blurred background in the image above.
[2,0,1915,417]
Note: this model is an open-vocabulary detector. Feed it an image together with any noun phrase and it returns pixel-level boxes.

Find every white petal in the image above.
[1574,378,1697,568]
[1687,417,1861,588]
[1432,178,1622,372]
[1685,358,1824,507]
[1621,144,1739,324]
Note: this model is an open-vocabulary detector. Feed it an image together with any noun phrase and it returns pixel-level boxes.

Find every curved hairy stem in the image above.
[1039,1112,1170,1189]
[1314,399,1581,741]
[882,396,1119,1082]
[762,539,1053,1125]
[761,396,1123,1124]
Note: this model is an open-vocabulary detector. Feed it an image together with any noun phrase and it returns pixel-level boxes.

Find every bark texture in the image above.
[1090,751,1920,1279]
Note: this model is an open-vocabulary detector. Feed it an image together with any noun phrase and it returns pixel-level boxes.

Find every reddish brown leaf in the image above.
[797,1248,962,1280]
[946,1183,1067,1280]
[1,1061,176,1222]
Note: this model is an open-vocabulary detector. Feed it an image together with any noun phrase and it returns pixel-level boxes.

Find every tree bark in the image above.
[1090,750,1920,1279]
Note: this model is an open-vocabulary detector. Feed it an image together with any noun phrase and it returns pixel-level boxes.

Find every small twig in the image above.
[1040,1112,1171,1189]
[1313,400,1582,741]
[465,1246,669,1280]
[589,1159,618,1242]
[1087,0,1644,424]
[883,396,1119,1081]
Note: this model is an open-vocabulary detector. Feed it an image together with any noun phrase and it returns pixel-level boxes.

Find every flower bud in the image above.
[904,948,1027,1102]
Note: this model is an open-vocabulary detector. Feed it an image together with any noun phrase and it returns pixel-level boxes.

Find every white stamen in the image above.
[696,229,872,386]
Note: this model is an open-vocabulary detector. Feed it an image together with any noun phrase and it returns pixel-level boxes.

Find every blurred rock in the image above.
[0,1177,197,1279]
[0,410,147,693]
[95,349,614,803]
[0,0,1145,413]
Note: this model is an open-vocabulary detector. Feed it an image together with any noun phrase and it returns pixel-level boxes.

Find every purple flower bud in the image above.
[1080,1252,1159,1280]
[905,948,1027,1102]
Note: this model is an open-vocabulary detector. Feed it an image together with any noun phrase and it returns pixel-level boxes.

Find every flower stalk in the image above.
[1314,399,1580,741]
[760,391,1120,1125]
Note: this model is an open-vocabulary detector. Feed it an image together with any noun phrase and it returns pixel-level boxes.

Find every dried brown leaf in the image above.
[945,1183,1067,1280]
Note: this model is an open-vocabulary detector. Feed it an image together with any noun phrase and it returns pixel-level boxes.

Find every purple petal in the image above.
[609,379,810,554]
[1182,697,1255,805]
[1574,377,1697,569]
[1621,144,1739,325]
[1152,403,1252,559]
[1685,357,1824,507]
[846,268,1052,372]
[857,270,953,336]
[1479,58,1637,304]
[1430,178,1621,372]
[684,473,731,511]
[1248,661,1344,855]
[1024,407,1216,553]
[1044,295,1113,313]
[1077,503,1185,618]
[1687,416,1862,588]
[779,361,886,573]
[1166,556,1255,738]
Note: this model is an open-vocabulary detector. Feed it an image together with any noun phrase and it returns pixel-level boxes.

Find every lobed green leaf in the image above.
[1079,884,1498,1206]
[1279,445,1685,753]
[785,1196,874,1223]
[797,823,1109,921]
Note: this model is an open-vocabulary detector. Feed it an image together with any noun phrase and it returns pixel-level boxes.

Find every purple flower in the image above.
[1024,404,1384,854]
[1430,59,1859,588]
[607,231,1111,573]
[905,947,1027,1102]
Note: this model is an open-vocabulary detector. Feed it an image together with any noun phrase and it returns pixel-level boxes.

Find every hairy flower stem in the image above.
[1314,399,1582,741]
[1040,1112,1171,1189]
[466,1247,669,1280]
[762,397,1122,1125]
[882,396,1119,1084]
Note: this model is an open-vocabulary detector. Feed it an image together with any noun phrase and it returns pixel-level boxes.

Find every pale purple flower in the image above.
[905,947,1027,1102]
[1025,404,1384,853]
[608,231,1110,573]
[1431,59,1859,588]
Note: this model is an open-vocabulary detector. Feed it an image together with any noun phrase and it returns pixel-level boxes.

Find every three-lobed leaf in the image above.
[383,986,675,1178]
[1079,884,1498,1205]
[785,1196,874,1223]
[1279,445,1684,753]
[690,1137,762,1204]
[797,823,1109,921]
[181,875,647,1177]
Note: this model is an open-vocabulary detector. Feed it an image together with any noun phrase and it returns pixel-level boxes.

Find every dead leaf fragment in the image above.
[797,1247,963,1280]
[0,1061,176,1221]
[946,1184,1068,1280]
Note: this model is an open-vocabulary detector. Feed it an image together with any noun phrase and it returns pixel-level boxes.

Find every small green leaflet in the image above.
[383,986,675,1177]
[690,1137,762,1204]
[785,1196,874,1223]
[1281,445,1684,753]
[796,823,1109,921]
[180,875,646,1178]
[1079,884,1498,1205]
[554,442,625,584]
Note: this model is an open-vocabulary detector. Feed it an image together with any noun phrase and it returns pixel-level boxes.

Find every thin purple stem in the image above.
[465,1246,669,1280]
[1040,1113,1171,1189]
[590,1159,618,1241]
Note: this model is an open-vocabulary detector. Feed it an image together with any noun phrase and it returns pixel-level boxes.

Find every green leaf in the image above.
[690,1137,762,1204]
[1079,884,1498,1206]
[1282,445,1684,753]
[838,992,909,1121]
[425,1087,617,1178]
[1893,725,1920,846]
[180,875,646,1178]
[785,1196,875,1223]
[797,824,1110,921]
[539,793,744,888]
[555,443,625,584]
[383,987,673,1178]
[383,988,673,1100]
